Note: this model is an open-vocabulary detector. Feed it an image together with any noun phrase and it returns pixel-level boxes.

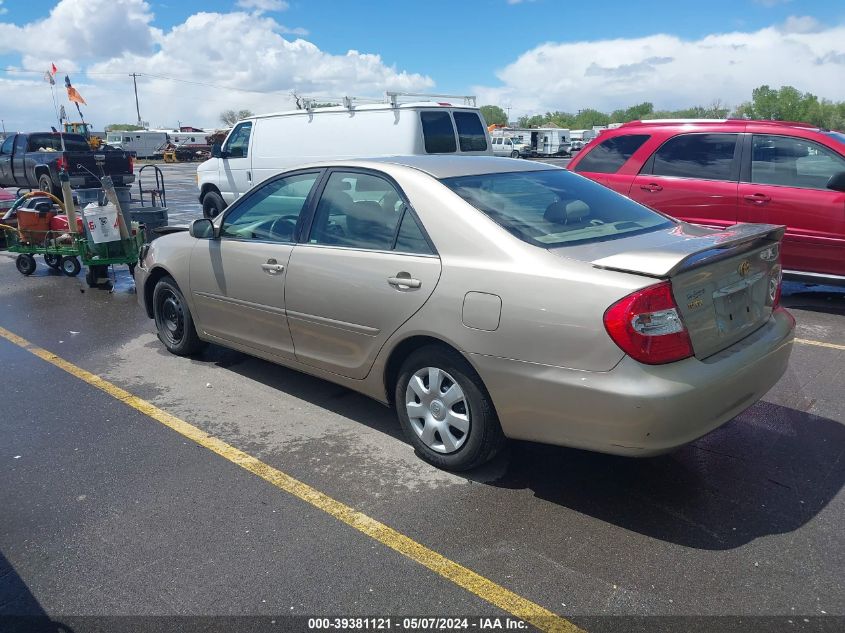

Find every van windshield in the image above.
[440,169,672,248]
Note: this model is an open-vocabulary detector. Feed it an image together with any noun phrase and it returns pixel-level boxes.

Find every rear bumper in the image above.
[68,174,135,188]
[469,308,795,456]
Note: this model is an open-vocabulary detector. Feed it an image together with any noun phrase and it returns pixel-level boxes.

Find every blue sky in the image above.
[1,0,843,130]
[5,0,842,92]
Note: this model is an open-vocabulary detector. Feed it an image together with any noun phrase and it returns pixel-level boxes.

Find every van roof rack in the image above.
[385,92,477,107]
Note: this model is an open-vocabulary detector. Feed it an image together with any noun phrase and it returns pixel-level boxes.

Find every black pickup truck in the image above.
[0,132,134,195]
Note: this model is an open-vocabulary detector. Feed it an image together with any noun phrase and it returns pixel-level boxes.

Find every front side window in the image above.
[224,121,253,158]
[220,172,319,242]
[750,134,845,190]
[453,111,488,152]
[440,169,672,248]
[650,133,737,181]
[308,171,406,250]
[420,111,457,153]
[574,134,651,174]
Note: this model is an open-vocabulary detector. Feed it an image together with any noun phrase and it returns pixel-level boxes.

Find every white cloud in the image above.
[473,20,845,117]
[0,0,432,131]
[236,0,289,12]
[0,1,7,16]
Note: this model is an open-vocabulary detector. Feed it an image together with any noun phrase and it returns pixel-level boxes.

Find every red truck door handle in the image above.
[744,193,771,205]
[640,183,663,193]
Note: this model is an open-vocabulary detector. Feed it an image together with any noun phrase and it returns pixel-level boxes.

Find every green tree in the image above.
[106,123,145,131]
[573,109,610,129]
[220,109,254,126]
[480,105,508,126]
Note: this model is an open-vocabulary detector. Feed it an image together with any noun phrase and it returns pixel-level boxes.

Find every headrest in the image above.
[544,200,590,224]
[348,200,385,224]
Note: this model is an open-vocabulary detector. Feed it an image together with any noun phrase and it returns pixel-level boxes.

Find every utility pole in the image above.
[131,73,143,128]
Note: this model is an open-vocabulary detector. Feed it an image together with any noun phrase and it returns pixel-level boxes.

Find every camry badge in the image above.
[738,260,751,277]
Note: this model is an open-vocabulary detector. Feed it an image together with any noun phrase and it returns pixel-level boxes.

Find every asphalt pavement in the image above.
[1,159,843,633]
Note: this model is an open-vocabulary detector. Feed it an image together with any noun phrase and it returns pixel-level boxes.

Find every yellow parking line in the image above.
[0,325,582,633]
[795,338,845,352]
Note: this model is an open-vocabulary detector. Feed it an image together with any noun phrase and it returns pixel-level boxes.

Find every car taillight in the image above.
[129,154,135,173]
[603,281,694,365]
[56,156,67,172]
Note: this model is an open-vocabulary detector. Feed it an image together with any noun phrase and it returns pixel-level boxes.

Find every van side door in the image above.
[219,121,254,204]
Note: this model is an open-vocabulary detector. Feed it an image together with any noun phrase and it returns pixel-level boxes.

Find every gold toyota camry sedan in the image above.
[135,156,795,470]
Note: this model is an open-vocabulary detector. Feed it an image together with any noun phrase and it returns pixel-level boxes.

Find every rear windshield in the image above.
[420,111,457,153]
[453,112,488,152]
[574,134,650,174]
[28,134,90,152]
[440,169,672,248]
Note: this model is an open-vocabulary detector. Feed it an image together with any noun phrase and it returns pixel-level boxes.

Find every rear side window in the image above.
[1,136,14,154]
[649,133,737,181]
[420,111,457,153]
[574,134,650,174]
[453,112,488,151]
[750,134,845,190]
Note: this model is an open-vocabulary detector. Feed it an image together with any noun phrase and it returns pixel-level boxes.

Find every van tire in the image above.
[510,150,520,159]
[202,191,226,219]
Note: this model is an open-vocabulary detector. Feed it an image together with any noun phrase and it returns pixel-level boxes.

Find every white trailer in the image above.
[105,130,170,158]
[505,127,571,157]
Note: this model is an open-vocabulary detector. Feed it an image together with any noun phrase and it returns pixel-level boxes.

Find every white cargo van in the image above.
[197,93,491,217]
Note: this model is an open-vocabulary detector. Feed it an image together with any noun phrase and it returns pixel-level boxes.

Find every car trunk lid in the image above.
[578,223,785,359]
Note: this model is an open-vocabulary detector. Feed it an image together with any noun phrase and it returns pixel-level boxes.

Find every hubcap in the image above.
[405,367,470,454]
[159,291,184,344]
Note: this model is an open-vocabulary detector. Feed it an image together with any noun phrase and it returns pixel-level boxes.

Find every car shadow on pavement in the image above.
[486,400,845,550]
[781,282,845,315]
[0,549,75,632]
[193,346,843,551]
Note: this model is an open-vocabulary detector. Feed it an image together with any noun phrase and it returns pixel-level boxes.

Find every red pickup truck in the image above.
[568,120,845,284]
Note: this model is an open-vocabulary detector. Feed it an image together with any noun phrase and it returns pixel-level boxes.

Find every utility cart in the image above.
[1,178,145,287]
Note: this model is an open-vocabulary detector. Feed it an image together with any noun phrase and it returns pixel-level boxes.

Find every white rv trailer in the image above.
[507,127,571,157]
[105,130,170,158]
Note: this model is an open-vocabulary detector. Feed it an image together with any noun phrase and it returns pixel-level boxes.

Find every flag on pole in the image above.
[64,75,86,105]
[43,71,55,85]
[50,63,58,76]
[59,105,67,122]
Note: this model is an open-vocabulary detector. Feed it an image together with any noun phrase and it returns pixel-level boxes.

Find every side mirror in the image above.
[189,218,215,239]
[826,171,845,193]
[210,143,223,158]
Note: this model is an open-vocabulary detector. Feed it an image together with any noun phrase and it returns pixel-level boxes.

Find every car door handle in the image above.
[388,275,421,289]
[261,259,285,274]
[743,193,771,205]
[640,183,663,192]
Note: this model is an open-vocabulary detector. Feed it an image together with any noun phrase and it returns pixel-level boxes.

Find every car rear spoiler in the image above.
[591,223,786,278]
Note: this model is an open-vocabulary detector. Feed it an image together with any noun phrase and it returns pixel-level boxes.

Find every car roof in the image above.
[613,119,825,133]
[320,155,559,179]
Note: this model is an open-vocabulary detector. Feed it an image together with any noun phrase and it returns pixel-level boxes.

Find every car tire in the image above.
[38,173,58,197]
[60,256,81,276]
[152,276,205,356]
[395,345,505,471]
[202,191,225,219]
[16,254,36,276]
